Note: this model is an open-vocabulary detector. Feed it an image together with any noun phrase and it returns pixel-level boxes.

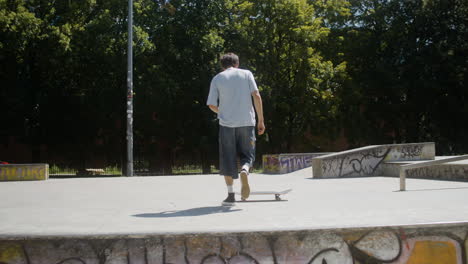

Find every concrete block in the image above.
[263,153,334,174]
[0,223,466,264]
[312,143,435,178]
[0,164,49,181]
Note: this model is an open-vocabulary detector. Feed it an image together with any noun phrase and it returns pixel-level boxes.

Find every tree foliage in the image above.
[224,0,348,152]
[335,0,468,153]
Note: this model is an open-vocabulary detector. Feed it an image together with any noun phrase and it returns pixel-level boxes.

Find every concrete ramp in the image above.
[312,143,435,178]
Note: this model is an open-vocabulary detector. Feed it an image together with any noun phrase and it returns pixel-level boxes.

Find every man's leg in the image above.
[224,176,234,193]
[219,126,238,206]
[236,126,256,199]
[224,176,234,187]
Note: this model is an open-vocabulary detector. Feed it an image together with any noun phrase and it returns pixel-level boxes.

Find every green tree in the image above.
[132,0,228,173]
[1,0,78,162]
[337,0,468,153]
[225,0,349,153]
[0,0,153,168]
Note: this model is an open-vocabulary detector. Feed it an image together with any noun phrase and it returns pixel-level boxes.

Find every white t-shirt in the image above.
[207,67,259,128]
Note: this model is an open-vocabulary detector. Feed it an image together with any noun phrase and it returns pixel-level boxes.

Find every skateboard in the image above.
[236,189,292,201]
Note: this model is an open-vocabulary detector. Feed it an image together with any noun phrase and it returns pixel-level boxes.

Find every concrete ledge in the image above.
[312,143,435,178]
[0,164,49,181]
[405,163,468,180]
[382,156,468,180]
[263,153,333,174]
[1,222,466,263]
[399,155,468,190]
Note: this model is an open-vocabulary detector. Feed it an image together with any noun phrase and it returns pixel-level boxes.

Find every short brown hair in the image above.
[220,53,239,69]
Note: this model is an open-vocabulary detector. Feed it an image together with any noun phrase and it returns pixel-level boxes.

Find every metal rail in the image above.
[400,155,468,191]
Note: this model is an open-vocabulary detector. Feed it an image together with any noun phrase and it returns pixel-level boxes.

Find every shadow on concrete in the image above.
[132,206,241,218]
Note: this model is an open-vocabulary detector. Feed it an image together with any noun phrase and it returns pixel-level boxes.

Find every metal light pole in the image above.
[126,0,134,176]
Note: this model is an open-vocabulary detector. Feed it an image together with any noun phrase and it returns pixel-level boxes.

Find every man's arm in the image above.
[208,104,219,114]
[252,90,265,135]
[207,77,219,114]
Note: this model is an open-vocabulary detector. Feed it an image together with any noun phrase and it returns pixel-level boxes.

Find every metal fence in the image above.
[37,142,263,177]
[133,156,219,176]
[49,164,122,177]
[49,159,220,177]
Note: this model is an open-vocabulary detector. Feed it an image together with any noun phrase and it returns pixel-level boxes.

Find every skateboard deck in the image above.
[236,189,292,201]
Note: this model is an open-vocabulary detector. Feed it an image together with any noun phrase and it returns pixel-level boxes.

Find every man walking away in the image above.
[207,53,265,206]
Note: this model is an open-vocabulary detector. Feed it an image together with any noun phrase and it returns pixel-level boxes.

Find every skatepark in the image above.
[3,0,468,262]
[1,142,468,263]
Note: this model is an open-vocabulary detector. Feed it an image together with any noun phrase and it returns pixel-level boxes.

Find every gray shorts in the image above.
[219,126,256,179]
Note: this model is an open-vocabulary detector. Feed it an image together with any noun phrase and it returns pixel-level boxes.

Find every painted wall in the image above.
[0,224,466,263]
[263,153,333,174]
[312,143,435,178]
[0,164,49,181]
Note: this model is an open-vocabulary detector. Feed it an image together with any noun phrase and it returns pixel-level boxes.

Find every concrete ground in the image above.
[1,167,468,239]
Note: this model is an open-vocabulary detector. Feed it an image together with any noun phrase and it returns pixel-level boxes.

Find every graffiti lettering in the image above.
[264,153,330,174]
[0,165,48,181]
[400,145,423,159]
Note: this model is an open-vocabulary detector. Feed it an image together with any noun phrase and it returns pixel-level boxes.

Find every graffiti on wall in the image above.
[314,143,434,178]
[399,145,423,159]
[406,165,468,181]
[263,154,331,174]
[279,155,314,174]
[1,226,467,263]
[263,155,280,174]
[318,148,391,178]
[0,165,48,181]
